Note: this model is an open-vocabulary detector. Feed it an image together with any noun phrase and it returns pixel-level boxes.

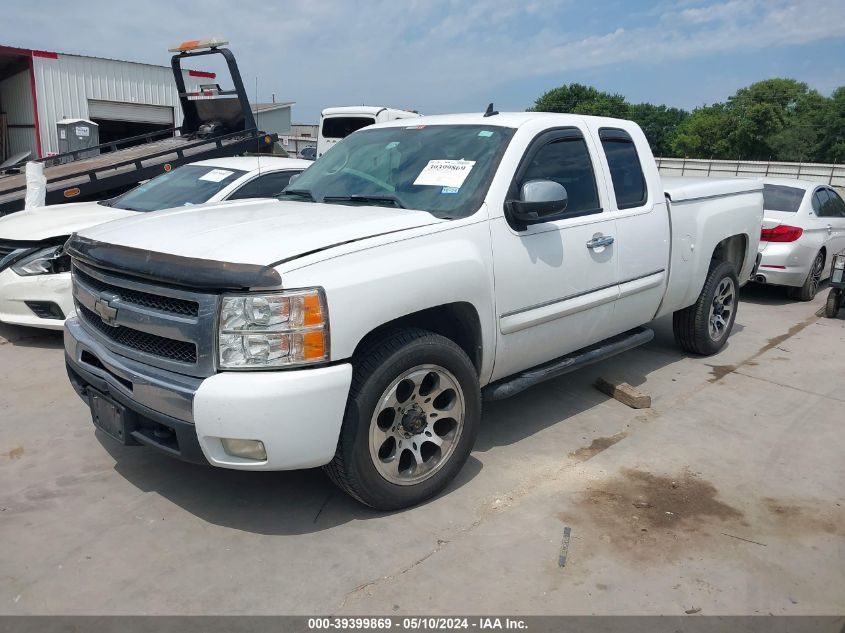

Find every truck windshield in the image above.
[762,184,804,212]
[286,124,515,218]
[105,165,246,212]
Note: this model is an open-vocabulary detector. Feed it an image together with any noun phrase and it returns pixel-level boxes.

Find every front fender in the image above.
[280,219,497,383]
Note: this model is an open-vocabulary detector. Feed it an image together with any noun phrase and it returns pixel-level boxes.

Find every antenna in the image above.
[254,75,261,175]
[483,103,499,117]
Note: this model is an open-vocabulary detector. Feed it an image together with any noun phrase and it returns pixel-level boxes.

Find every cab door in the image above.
[588,125,669,334]
[489,127,619,381]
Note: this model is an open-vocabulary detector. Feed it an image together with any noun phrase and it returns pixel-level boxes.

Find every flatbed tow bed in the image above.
[0,38,276,215]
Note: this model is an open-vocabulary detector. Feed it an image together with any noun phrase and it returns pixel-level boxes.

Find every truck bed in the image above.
[661,176,762,202]
[656,176,764,318]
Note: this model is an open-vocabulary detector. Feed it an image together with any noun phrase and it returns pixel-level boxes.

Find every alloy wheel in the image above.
[368,364,465,486]
[708,276,736,341]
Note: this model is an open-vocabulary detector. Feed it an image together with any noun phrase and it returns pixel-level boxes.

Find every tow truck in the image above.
[0,38,276,215]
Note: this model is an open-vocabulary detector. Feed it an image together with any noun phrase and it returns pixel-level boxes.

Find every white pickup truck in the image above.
[63,111,763,509]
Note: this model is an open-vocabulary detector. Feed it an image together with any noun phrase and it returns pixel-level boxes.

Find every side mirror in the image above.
[506,179,568,228]
[288,173,301,185]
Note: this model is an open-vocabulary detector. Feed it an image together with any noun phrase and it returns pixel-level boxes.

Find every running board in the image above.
[481,327,654,401]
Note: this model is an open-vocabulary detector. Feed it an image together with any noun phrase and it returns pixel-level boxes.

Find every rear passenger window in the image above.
[824,189,845,217]
[600,129,647,209]
[812,190,827,214]
[520,137,600,217]
[815,189,835,217]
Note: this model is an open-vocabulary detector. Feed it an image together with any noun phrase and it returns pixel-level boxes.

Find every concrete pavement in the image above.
[1,283,842,615]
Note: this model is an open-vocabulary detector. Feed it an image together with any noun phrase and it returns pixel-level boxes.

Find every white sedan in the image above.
[0,156,310,329]
[755,178,845,301]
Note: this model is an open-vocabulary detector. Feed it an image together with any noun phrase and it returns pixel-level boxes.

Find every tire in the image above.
[788,251,825,302]
[324,328,480,510]
[824,288,842,318]
[673,260,740,356]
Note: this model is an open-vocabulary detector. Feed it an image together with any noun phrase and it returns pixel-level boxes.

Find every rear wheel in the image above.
[824,288,843,318]
[789,251,824,302]
[324,328,480,510]
[673,260,739,356]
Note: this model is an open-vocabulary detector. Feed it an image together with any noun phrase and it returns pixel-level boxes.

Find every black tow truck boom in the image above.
[0,38,277,215]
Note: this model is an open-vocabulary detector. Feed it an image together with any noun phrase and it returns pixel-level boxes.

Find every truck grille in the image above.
[71,261,218,377]
[77,303,198,363]
[73,266,199,317]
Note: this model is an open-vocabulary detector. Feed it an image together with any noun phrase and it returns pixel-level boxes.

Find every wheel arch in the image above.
[350,302,484,376]
[710,233,748,275]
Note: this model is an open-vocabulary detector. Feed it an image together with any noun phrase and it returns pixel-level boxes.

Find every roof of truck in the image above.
[371,111,621,129]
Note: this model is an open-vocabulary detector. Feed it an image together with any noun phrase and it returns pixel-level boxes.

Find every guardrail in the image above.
[656,157,845,188]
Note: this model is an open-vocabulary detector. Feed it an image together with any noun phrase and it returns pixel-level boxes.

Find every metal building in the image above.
[0,44,292,161]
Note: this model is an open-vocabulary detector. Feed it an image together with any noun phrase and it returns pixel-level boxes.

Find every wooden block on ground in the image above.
[594,377,651,409]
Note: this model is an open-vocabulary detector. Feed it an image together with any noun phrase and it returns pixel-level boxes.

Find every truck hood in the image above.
[77,199,444,266]
[0,201,136,242]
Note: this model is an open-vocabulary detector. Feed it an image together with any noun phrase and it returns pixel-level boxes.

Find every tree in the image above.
[529,83,628,118]
[627,103,689,157]
[527,78,845,162]
[670,104,735,158]
[725,79,818,160]
[813,86,845,163]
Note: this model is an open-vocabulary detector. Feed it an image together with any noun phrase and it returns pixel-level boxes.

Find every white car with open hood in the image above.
[63,111,763,509]
[0,156,309,329]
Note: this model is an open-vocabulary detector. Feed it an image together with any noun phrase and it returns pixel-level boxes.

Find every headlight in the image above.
[11,246,72,276]
[834,255,845,271]
[218,288,329,369]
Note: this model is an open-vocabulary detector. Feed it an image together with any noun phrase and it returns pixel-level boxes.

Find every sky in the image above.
[3,0,845,123]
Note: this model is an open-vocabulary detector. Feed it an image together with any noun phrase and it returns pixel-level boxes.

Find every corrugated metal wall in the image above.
[254,107,291,137]
[32,54,202,155]
[0,69,37,158]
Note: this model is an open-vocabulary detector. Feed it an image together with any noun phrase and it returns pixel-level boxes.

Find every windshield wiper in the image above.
[322,195,406,209]
[278,189,316,202]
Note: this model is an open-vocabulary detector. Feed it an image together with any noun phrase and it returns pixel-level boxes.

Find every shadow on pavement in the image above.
[740,281,827,306]
[0,323,64,350]
[98,432,483,535]
[475,314,691,452]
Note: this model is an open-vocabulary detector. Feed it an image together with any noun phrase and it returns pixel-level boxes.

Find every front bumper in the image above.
[65,317,353,470]
[0,268,73,330]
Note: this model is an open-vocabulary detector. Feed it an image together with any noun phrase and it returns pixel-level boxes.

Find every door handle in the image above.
[586,235,615,249]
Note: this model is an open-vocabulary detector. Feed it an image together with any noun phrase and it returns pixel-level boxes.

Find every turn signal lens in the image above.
[302,331,327,360]
[760,225,803,242]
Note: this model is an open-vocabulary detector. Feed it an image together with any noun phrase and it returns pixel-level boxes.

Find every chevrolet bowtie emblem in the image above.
[93,292,120,327]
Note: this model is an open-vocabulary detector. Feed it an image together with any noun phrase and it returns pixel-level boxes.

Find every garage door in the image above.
[88,100,174,125]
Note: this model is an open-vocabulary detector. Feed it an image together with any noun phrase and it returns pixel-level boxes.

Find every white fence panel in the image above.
[656,157,845,189]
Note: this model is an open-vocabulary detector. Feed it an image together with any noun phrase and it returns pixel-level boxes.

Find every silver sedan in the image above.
[755,178,845,301]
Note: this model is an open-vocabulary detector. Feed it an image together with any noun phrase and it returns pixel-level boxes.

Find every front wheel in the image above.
[673,260,740,356]
[824,288,843,318]
[324,328,480,510]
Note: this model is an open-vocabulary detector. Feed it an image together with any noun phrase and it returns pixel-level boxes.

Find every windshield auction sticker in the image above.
[413,160,476,188]
[199,169,234,183]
